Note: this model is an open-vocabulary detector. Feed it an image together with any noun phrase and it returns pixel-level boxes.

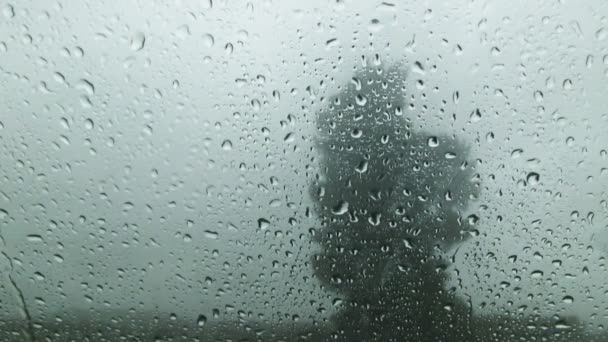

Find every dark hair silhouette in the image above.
[309,60,480,340]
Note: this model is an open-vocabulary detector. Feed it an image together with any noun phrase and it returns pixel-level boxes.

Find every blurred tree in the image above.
[309,59,480,341]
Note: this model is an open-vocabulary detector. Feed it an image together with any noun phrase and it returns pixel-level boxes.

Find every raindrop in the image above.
[444,152,457,159]
[176,25,190,39]
[562,296,574,304]
[221,140,233,150]
[486,132,494,143]
[412,61,425,75]
[530,270,544,278]
[427,136,439,147]
[257,218,270,230]
[526,172,540,185]
[130,32,146,51]
[467,214,479,225]
[225,42,233,55]
[204,231,218,239]
[351,128,363,138]
[75,79,95,95]
[368,18,384,32]
[586,55,594,68]
[511,149,523,159]
[355,160,368,174]
[470,108,482,122]
[331,201,349,215]
[202,33,215,47]
[284,132,295,143]
[596,27,607,41]
[197,314,207,327]
[355,94,367,106]
[26,235,44,242]
[2,4,14,18]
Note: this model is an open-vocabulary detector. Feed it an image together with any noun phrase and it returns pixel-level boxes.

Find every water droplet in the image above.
[26,235,44,242]
[527,172,540,185]
[355,160,368,174]
[130,32,146,51]
[355,94,367,106]
[368,18,384,32]
[470,108,482,122]
[202,33,215,47]
[75,79,95,95]
[224,42,233,55]
[467,214,479,225]
[511,149,523,159]
[2,4,15,18]
[257,218,270,230]
[586,54,594,68]
[486,132,494,143]
[412,61,425,75]
[555,321,571,329]
[176,25,190,39]
[221,140,233,150]
[204,231,218,239]
[596,27,607,41]
[427,136,439,147]
[562,296,574,304]
[284,132,295,143]
[351,128,363,138]
[197,314,207,327]
[331,201,349,215]
[60,117,70,130]
[530,270,544,278]
[325,38,339,49]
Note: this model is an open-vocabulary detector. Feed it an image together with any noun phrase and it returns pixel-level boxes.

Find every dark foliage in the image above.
[309,62,480,341]
[308,61,594,341]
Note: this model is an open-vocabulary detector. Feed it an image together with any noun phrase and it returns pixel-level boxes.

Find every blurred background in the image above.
[0,0,607,340]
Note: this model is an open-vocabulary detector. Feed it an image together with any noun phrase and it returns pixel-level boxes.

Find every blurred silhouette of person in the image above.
[309,58,480,341]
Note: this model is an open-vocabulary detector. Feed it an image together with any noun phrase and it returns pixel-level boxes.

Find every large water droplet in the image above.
[527,172,540,185]
[197,314,207,327]
[257,218,270,230]
[202,33,215,47]
[221,140,233,150]
[331,201,349,215]
[427,136,439,147]
[130,32,146,51]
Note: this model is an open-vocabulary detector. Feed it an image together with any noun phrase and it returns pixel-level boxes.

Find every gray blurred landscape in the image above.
[1,0,608,341]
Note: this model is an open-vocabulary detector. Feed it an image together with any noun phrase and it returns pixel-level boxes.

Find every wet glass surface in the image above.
[1,1,608,341]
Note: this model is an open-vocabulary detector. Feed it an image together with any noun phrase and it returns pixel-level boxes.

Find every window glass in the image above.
[1,1,607,341]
